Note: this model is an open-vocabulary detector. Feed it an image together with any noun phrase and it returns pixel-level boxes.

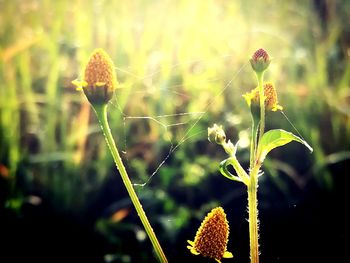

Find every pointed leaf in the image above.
[257,129,313,163]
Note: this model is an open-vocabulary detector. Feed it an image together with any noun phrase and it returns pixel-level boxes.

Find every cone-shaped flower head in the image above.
[243,82,283,112]
[187,207,233,263]
[250,48,271,73]
[72,48,118,105]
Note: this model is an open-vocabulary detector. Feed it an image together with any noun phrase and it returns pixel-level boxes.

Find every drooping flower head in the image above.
[72,48,118,105]
[243,82,283,112]
[187,207,233,263]
[250,48,271,73]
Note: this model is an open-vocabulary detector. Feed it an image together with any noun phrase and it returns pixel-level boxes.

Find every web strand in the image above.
[280,110,307,142]
[110,57,248,187]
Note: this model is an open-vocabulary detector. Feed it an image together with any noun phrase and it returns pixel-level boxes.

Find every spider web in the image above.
[109,55,248,187]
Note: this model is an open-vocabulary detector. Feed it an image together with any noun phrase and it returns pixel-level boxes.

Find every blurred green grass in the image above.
[1,0,350,262]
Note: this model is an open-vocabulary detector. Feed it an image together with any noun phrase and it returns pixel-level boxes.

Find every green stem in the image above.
[94,104,168,263]
[249,118,255,169]
[257,72,265,143]
[219,156,250,185]
[249,115,259,170]
[227,157,250,185]
[248,163,261,263]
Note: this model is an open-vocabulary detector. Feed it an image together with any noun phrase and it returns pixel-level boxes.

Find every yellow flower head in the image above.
[72,48,118,105]
[243,82,283,112]
[187,207,233,263]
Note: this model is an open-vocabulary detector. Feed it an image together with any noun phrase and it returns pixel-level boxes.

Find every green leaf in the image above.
[219,159,244,183]
[257,129,313,163]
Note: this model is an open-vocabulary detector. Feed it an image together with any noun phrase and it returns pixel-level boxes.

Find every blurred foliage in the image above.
[1,0,350,262]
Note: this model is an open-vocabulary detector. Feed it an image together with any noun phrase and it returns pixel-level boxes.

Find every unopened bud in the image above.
[208,124,226,145]
[250,48,271,73]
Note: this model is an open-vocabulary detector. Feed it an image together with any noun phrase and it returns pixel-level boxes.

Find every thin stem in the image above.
[248,163,261,263]
[94,104,168,263]
[257,72,265,143]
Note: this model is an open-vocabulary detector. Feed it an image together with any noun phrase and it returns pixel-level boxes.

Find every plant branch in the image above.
[94,104,168,263]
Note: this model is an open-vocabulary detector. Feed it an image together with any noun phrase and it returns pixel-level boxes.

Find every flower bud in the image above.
[250,48,271,73]
[208,124,226,145]
[72,48,118,105]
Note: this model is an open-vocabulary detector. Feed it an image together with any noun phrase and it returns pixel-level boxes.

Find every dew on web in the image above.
[109,56,248,188]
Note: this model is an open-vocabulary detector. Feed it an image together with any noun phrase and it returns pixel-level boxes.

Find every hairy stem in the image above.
[257,72,265,142]
[249,115,259,170]
[248,163,261,263]
[94,104,168,263]
[250,118,255,169]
